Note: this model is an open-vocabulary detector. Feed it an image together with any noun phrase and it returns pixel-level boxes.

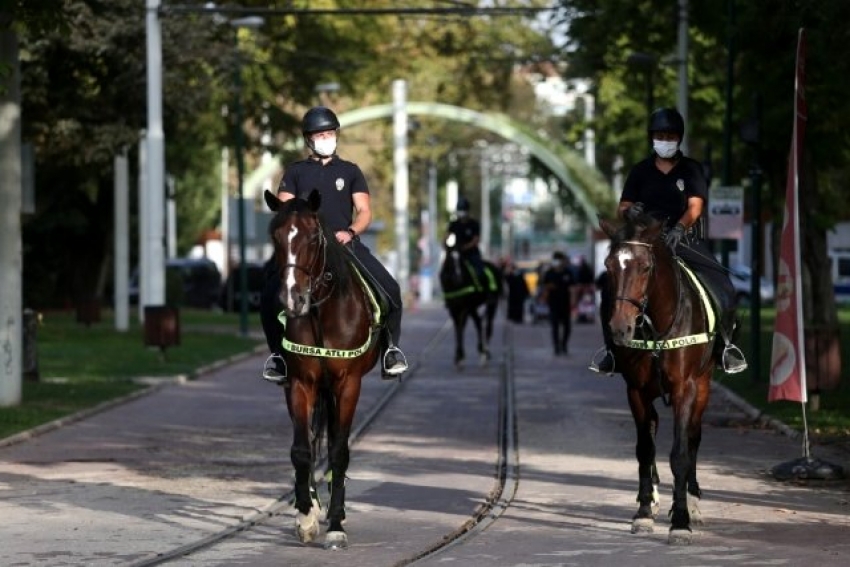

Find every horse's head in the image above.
[266,189,328,317]
[440,232,465,287]
[600,214,666,345]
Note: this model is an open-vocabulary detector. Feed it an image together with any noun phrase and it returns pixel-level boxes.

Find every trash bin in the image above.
[22,308,40,382]
[143,305,180,350]
[76,298,101,326]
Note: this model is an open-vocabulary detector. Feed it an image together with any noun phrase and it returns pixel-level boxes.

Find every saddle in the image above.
[344,254,390,329]
[464,260,499,294]
[675,258,737,344]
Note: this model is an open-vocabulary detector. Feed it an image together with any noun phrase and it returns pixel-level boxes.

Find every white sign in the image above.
[708,185,744,240]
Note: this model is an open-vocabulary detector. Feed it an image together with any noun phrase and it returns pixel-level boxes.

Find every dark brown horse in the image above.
[600,214,716,545]
[439,233,501,368]
[264,189,381,549]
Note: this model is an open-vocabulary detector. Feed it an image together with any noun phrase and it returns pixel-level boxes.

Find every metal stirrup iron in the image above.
[262,354,288,384]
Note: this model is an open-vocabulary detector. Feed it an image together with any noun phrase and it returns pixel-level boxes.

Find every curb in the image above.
[0,344,267,449]
[711,379,799,439]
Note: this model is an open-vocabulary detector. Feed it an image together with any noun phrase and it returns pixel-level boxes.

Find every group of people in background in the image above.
[501,252,596,357]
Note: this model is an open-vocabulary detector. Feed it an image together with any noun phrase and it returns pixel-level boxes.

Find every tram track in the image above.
[400,321,519,566]
[127,320,504,567]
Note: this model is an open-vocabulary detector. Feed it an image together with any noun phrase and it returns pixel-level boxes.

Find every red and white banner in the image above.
[769,28,807,403]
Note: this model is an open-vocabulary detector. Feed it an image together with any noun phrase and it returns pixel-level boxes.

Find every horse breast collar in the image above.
[624,258,716,351]
[277,265,382,358]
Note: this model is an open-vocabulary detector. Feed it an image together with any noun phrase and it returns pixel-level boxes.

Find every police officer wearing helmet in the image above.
[446,196,486,286]
[589,107,747,376]
[260,106,408,384]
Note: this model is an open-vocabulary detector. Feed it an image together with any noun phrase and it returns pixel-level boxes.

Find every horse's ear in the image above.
[599,216,618,238]
[307,189,321,211]
[264,189,280,212]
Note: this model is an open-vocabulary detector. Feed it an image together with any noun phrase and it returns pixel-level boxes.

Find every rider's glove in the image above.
[624,202,645,221]
[665,223,687,250]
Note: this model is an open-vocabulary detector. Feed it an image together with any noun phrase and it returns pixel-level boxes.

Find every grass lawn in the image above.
[714,305,850,441]
[0,308,264,440]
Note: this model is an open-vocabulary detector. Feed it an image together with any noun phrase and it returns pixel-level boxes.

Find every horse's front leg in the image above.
[469,308,489,364]
[288,383,321,544]
[628,388,659,534]
[453,310,467,368]
[685,373,710,527]
[668,386,697,545]
[323,378,361,549]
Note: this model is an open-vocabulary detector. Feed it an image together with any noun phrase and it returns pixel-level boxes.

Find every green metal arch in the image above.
[245,102,614,218]
[340,102,602,219]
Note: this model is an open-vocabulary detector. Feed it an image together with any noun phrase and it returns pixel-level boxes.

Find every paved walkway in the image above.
[1,302,848,566]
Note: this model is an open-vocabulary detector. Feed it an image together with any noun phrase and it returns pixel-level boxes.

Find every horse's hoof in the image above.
[687,494,703,525]
[295,508,320,544]
[324,530,348,550]
[668,528,694,545]
[631,517,654,534]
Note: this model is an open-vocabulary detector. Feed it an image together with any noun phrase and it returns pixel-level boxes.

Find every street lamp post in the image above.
[230,16,264,336]
[627,52,656,118]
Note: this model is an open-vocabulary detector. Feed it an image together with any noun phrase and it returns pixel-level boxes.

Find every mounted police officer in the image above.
[445,196,487,289]
[260,106,408,384]
[590,107,747,375]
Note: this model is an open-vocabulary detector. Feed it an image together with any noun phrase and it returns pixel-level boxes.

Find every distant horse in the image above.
[264,189,382,549]
[600,214,717,545]
[439,233,501,368]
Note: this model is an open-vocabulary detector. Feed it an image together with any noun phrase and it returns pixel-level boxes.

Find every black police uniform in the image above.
[542,263,576,355]
[446,217,485,277]
[621,152,735,309]
[260,155,403,354]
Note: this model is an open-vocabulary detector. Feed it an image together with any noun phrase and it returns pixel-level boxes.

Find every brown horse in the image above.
[264,189,381,549]
[600,214,716,545]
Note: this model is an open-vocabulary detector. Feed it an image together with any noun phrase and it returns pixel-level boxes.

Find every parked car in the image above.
[219,261,267,312]
[729,264,774,305]
[129,258,222,308]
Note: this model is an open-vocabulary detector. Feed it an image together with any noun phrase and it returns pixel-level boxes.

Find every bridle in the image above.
[276,220,334,313]
[613,240,655,331]
[612,239,684,339]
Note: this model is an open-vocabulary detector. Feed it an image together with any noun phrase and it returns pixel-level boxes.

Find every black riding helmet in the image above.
[301,106,340,134]
[648,107,685,138]
[456,196,471,212]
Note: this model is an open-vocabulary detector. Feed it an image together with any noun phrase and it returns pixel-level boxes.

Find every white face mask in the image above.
[653,140,679,159]
[312,137,337,157]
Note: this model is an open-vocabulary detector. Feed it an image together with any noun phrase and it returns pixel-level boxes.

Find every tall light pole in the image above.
[144,0,166,315]
[677,0,690,154]
[230,16,264,336]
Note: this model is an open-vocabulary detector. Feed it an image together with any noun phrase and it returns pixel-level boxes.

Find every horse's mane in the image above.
[610,213,665,249]
[268,199,354,294]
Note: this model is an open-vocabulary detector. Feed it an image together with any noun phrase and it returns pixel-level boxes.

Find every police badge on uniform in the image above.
[676,179,685,192]
[336,178,345,191]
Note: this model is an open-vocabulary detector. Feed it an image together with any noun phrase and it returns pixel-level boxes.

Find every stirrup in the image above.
[262,354,288,385]
[588,347,615,375]
[382,345,408,377]
[721,344,748,374]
